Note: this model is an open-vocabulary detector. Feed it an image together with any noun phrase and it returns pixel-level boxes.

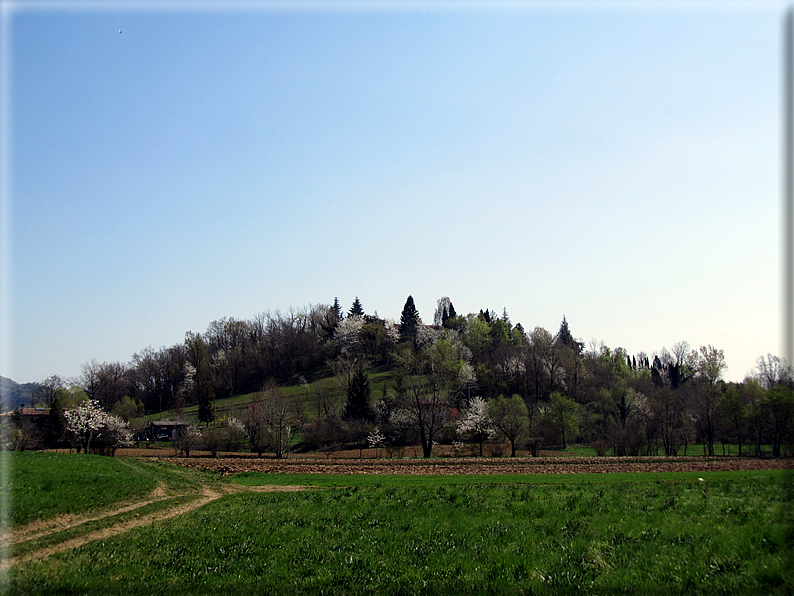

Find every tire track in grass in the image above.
[9,484,170,545]
[3,484,308,570]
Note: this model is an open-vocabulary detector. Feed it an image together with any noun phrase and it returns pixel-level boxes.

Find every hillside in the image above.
[0,376,39,411]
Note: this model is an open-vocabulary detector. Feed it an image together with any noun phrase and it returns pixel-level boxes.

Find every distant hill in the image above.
[0,376,39,411]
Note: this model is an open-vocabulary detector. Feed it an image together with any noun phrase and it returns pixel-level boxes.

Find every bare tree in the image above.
[388,342,461,458]
[755,354,794,389]
[260,380,300,459]
[487,394,529,457]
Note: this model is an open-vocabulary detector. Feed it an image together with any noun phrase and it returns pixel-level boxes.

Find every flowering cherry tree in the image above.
[64,399,133,455]
[456,396,497,456]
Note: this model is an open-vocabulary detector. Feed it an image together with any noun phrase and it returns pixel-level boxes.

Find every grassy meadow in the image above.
[4,452,793,595]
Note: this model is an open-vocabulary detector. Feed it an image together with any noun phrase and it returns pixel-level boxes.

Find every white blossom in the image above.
[64,399,133,452]
[456,396,497,439]
[367,427,386,449]
[224,416,245,433]
[415,325,440,348]
[383,319,400,345]
[334,315,365,354]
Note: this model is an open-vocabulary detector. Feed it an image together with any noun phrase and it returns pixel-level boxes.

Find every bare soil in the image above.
[153,453,792,477]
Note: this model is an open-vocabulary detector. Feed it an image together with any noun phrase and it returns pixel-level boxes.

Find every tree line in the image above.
[14,295,794,458]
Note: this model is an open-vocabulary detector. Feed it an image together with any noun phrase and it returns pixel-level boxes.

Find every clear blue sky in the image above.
[1,1,788,384]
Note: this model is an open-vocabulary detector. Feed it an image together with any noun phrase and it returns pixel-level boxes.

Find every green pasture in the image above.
[135,366,396,426]
[4,451,220,526]
[5,453,793,595]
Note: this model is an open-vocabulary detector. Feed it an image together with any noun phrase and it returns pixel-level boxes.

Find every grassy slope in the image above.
[6,453,793,595]
[134,366,396,426]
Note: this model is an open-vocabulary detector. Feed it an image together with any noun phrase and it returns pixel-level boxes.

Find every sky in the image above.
[0,0,790,385]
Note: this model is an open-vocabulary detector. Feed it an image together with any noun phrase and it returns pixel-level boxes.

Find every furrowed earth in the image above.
[152,453,791,477]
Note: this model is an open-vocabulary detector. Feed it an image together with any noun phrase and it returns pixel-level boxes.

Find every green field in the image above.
[5,451,220,526]
[4,453,792,595]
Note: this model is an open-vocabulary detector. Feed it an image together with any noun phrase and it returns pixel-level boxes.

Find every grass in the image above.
[231,468,787,488]
[6,453,793,595]
[11,494,202,559]
[4,452,220,526]
[133,366,398,427]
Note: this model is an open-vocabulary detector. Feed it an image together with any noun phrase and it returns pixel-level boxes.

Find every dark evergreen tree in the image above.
[400,295,421,343]
[43,395,66,447]
[349,297,364,318]
[447,301,457,320]
[344,366,372,420]
[556,316,584,354]
[480,309,491,324]
[332,297,342,322]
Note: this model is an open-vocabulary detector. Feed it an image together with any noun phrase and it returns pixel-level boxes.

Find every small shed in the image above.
[147,420,191,441]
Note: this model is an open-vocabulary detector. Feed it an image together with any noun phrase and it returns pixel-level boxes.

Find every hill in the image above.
[0,376,40,411]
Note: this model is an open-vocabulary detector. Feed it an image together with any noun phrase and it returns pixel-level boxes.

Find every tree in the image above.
[456,396,497,456]
[43,394,68,447]
[762,385,794,457]
[434,297,453,326]
[399,295,421,344]
[334,315,365,355]
[696,345,727,386]
[111,396,144,422]
[389,342,459,458]
[175,424,201,457]
[33,374,62,407]
[349,297,365,317]
[360,318,388,360]
[344,366,372,420]
[64,399,132,455]
[719,383,747,456]
[556,316,584,355]
[487,394,529,457]
[243,401,269,457]
[543,392,579,449]
[260,380,300,459]
[185,331,215,425]
[755,354,794,389]
[8,411,42,451]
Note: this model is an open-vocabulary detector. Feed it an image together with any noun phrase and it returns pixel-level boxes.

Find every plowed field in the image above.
[153,454,791,477]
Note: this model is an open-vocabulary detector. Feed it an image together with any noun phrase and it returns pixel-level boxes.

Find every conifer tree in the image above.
[447,301,457,320]
[349,297,364,318]
[556,316,583,354]
[400,295,421,344]
[344,366,372,420]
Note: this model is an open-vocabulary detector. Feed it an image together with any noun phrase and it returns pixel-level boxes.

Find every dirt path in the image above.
[4,484,307,570]
[10,484,170,546]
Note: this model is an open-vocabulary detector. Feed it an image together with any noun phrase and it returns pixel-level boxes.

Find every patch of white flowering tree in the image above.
[456,396,497,457]
[64,399,133,455]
